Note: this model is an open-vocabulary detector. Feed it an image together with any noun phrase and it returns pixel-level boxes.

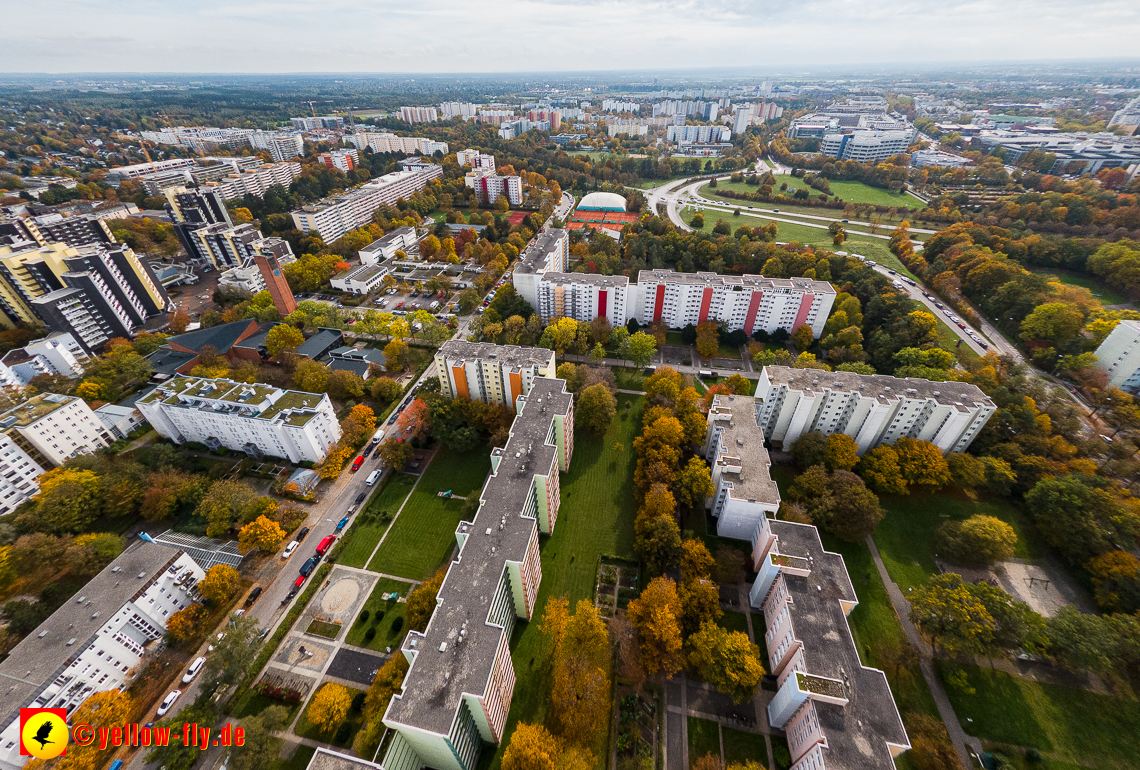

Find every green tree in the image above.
[195,480,260,537]
[947,453,986,488]
[201,615,262,693]
[636,514,682,576]
[1019,302,1085,347]
[353,655,410,755]
[575,383,616,434]
[937,515,1017,567]
[265,325,303,358]
[687,622,765,703]
[789,431,827,470]
[626,331,658,368]
[231,705,289,770]
[676,457,714,510]
[909,573,995,657]
[856,445,909,495]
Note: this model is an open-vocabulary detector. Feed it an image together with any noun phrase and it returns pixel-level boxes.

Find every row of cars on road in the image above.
[921,292,989,350]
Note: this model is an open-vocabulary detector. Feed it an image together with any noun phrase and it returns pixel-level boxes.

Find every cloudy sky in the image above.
[5,0,1140,73]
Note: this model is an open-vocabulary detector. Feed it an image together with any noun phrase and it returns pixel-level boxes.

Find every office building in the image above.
[382,378,573,770]
[820,130,913,163]
[1109,96,1140,130]
[291,168,443,244]
[703,393,781,540]
[0,541,205,770]
[434,340,556,406]
[636,270,836,338]
[466,171,523,207]
[511,229,569,311]
[911,149,972,168]
[318,149,359,172]
[755,366,996,455]
[350,133,448,156]
[1094,319,1140,394]
[748,513,911,769]
[359,226,418,264]
[0,332,87,388]
[291,116,344,131]
[331,264,388,295]
[137,375,342,463]
[976,130,1140,176]
[534,273,631,328]
[249,131,304,162]
[399,107,439,124]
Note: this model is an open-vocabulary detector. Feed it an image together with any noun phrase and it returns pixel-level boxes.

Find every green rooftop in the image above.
[0,393,73,428]
[142,376,326,427]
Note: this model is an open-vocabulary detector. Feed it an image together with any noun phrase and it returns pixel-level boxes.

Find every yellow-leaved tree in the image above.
[306,682,352,735]
[625,576,683,678]
[238,515,287,554]
[198,564,241,604]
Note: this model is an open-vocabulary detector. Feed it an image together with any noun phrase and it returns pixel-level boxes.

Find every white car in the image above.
[182,656,206,684]
[282,540,299,559]
[157,690,182,716]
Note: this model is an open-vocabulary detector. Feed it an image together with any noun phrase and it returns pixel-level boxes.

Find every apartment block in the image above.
[186,221,294,272]
[291,168,443,244]
[248,131,304,162]
[0,332,87,388]
[466,171,523,206]
[440,103,477,120]
[104,158,197,186]
[0,542,205,770]
[382,378,573,770]
[512,229,569,311]
[318,149,359,172]
[139,126,255,152]
[13,212,116,249]
[350,133,448,156]
[636,270,836,338]
[748,515,910,769]
[755,366,996,455]
[434,341,556,406]
[666,125,732,143]
[534,272,631,328]
[399,106,439,124]
[703,393,781,540]
[456,150,495,170]
[137,376,342,463]
[291,116,344,131]
[131,156,264,196]
[1093,319,1140,394]
[197,162,303,201]
[359,226,418,265]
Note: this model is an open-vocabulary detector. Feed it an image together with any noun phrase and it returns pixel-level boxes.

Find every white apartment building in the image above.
[1094,319,1140,395]
[95,403,146,440]
[331,264,388,295]
[137,376,342,463]
[105,158,196,185]
[512,229,569,311]
[201,162,303,200]
[318,149,359,173]
[249,131,304,162]
[456,150,495,170]
[534,273,631,329]
[434,341,556,406]
[139,126,254,151]
[607,123,648,138]
[0,332,87,388]
[636,270,836,338]
[291,167,443,244]
[440,102,478,120]
[819,130,914,163]
[666,125,732,143]
[1,392,113,468]
[0,542,205,770]
[359,226,418,264]
[703,393,781,541]
[350,133,449,156]
[755,366,996,455]
[466,171,523,206]
[399,106,439,124]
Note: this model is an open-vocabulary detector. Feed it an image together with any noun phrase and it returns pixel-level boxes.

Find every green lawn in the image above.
[937,661,1140,770]
[872,490,1043,592]
[1027,267,1130,306]
[345,577,415,651]
[488,395,643,770]
[613,367,646,391]
[295,684,366,747]
[665,331,686,346]
[709,177,920,209]
[934,321,981,364]
[719,610,750,636]
[367,446,491,580]
[339,473,418,568]
[722,727,767,766]
[278,746,316,770]
[706,193,918,226]
[688,716,721,763]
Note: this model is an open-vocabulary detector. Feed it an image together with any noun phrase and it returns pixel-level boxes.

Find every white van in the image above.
[366,470,381,486]
[282,540,299,559]
[429,300,440,311]
[182,657,206,684]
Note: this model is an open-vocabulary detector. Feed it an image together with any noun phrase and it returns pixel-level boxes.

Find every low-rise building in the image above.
[0,541,205,770]
[755,366,995,454]
[137,375,342,463]
[1093,319,1140,395]
[360,226,418,265]
[331,264,388,295]
[95,403,146,439]
[703,393,781,540]
[434,340,556,406]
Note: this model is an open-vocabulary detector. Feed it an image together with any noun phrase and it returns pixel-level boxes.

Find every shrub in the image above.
[364,627,376,642]
[391,617,404,633]
[373,610,385,625]
[358,610,369,625]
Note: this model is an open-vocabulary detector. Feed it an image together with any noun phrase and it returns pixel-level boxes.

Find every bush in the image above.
[364,627,376,642]
[334,722,352,744]
[358,610,369,625]
[1025,748,1043,764]
[351,692,366,713]
[373,610,385,625]
[391,617,404,633]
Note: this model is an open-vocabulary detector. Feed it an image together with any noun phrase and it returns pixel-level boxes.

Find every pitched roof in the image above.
[165,319,259,355]
[296,328,344,360]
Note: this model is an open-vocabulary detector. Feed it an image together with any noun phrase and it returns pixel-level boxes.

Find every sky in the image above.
[5,0,1140,74]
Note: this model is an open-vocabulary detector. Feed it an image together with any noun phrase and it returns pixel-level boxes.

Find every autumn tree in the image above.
[25,468,101,534]
[544,599,611,744]
[198,564,240,604]
[637,514,682,576]
[265,325,304,358]
[909,573,995,657]
[306,682,352,735]
[789,431,827,470]
[327,369,366,400]
[687,622,765,703]
[856,445,909,495]
[406,566,446,632]
[317,442,355,478]
[502,723,562,770]
[28,690,132,770]
[791,324,814,351]
[167,604,207,643]
[1088,551,1140,614]
[947,452,986,488]
[353,654,410,755]
[195,480,260,537]
[396,398,430,439]
[371,376,403,403]
[937,515,1017,568]
[377,437,414,470]
[893,437,951,492]
[626,576,684,678]
[825,433,859,472]
[293,358,329,393]
[576,383,616,434]
[238,515,287,553]
[695,321,720,361]
[626,331,658,368]
[168,307,190,334]
[676,457,714,510]
[383,338,410,370]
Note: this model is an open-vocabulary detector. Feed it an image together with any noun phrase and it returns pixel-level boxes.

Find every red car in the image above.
[396,301,404,308]
[352,456,364,471]
[316,535,337,555]
[293,575,306,589]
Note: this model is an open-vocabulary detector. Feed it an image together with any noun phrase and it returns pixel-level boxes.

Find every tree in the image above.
[383,338,410,370]
[715,544,746,585]
[549,600,611,744]
[789,431,827,470]
[293,358,329,393]
[679,578,721,636]
[238,515,287,553]
[199,564,240,604]
[576,383,616,434]
[893,437,951,492]
[1088,551,1140,614]
[627,331,657,368]
[66,533,124,575]
[626,576,684,678]
[676,456,714,510]
[822,433,859,472]
[695,321,719,360]
[26,468,101,534]
[856,445,909,495]
[1045,605,1116,674]
[792,324,814,351]
[34,689,132,770]
[201,614,262,692]
[909,573,995,657]
[644,366,683,405]
[502,723,562,770]
[327,369,366,400]
[396,398,430,439]
[636,514,682,576]
[722,374,750,395]
[377,437,414,470]
[353,654,410,755]
[167,604,207,644]
[811,470,885,542]
[680,539,715,583]
[947,453,986,488]
[265,325,304,358]
[167,307,190,334]
[687,622,765,703]
[1019,302,1085,347]
[371,376,402,403]
[937,515,1017,567]
[232,705,289,770]
[306,682,352,735]
[406,566,446,632]
[195,480,259,537]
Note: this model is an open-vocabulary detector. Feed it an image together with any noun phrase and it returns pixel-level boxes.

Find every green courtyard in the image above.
[338,472,417,568]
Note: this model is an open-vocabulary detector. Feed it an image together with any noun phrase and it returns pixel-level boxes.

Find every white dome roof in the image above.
[576,192,627,211]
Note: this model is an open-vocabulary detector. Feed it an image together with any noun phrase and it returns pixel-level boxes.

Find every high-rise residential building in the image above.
[534,273,631,329]
[511,229,569,311]
[9,212,116,249]
[0,542,205,770]
[382,378,573,770]
[291,116,344,131]
[0,332,87,388]
[137,375,342,463]
[398,106,439,124]
[290,168,442,244]
[139,126,255,152]
[465,171,523,206]
[318,149,359,172]
[0,393,113,515]
[350,133,448,156]
[130,156,262,195]
[164,185,232,257]
[192,162,303,201]
[1093,319,1140,394]
[249,131,304,162]
[434,341,557,406]
[456,150,495,170]
[666,125,732,143]
[702,392,781,540]
[0,241,169,350]
[755,366,996,454]
[439,102,477,120]
[166,187,293,271]
[105,158,196,186]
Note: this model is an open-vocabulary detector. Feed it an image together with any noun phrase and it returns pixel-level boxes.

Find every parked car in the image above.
[244,587,263,607]
[182,656,206,684]
[352,456,365,471]
[296,526,310,542]
[157,690,182,717]
[355,492,367,504]
[282,540,299,559]
[299,556,318,577]
[293,574,306,589]
[316,535,337,555]
[336,516,350,532]
[208,632,225,652]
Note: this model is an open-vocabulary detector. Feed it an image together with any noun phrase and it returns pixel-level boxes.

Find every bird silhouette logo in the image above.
[20,708,68,760]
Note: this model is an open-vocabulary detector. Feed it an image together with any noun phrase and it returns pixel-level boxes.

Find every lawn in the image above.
[706,193,918,227]
[295,683,366,747]
[934,320,981,364]
[872,489,1043,592]
[1027,267,1129,306]
[719,610,750,636]
[487,395,643,770]
[279,746,316,770]
[613,367,646,391]
[338,473,418,568]
[688,716,721,763]
[345,577,415,651]
[665,331,686,346]
[937,661,1140,770]
[722,727,767,766]
[367,446,491,580]
[708,177,921,209]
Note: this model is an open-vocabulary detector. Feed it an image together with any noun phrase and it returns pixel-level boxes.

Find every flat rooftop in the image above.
[438,340,553,369]
[515,228,568,275]
[708,394,780,505]
[385,378,572,735]
[138,375,326,427]
[637,269,835,294]
[540,271,629,287]
[763,366,995,411]
[0,392,73,428]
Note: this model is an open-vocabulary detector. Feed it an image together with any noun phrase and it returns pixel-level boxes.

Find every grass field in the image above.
[723,728,767,766]
[1027,267,1130,306]
[872,489,1042,592]
[937,661,1140,770]
[280,745,316,770]
[367,446,491,580]
[711,177,921,209]
[345,577,415,651]
[688,717,722,763]
[719,609,750,636]
[706,192,919,226]
[613,367,646,391]
[487,394,643,770]
[338,473,417,568]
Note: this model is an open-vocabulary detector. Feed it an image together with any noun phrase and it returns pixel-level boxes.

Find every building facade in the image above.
[331,264,388,295]
[534,273,631,329]
[0,332,87,388]
[755,366,996,455]
[434,341,557,406]
[1094,319,1140,394]
[466,172,523,206]
[703,393,781,540]
[382,378,573,770]
[318,149,359,172]
[0,542,205,770]
[399,107,440,124]
[137,376,342,463]
[359,226,418,264]
[291,168,443,244]
[248,131,304,162]
[819,130,913,162]
[511,229,569,311]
